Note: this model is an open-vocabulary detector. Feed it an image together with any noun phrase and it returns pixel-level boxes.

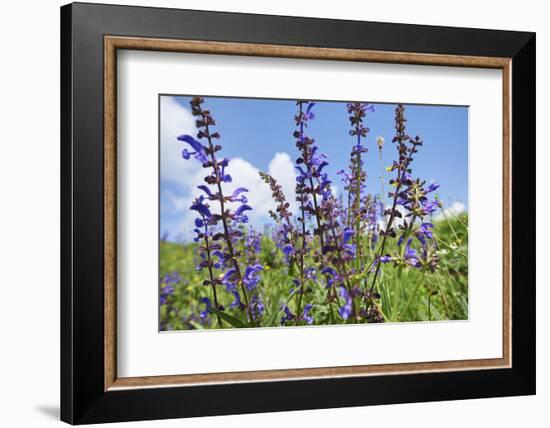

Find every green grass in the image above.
[160,214,468,330]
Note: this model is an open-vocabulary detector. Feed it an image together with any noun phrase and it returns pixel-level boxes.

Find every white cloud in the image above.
[163,152,298,241]
[434,201,466,221]
[265,152,298,215]
[162,189,191,214]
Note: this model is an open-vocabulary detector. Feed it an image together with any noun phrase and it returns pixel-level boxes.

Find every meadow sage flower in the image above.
[338,286,353,320]
[179,96,264,325]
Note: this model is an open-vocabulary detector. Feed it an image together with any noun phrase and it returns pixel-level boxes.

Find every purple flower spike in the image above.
[228,187,248,199]
[302,304,314,324]
[426,182,440,193]
[243,264,263,291]
[317,160,329,174]
[199,297,212,320]
[190,197,212,218]
[415,222,434,245]
[178,134,208,163]
[222,268,238,283]
[321,266,337,276]
[343,228,354,244]
[282,244,294,256]
[182,96,265,326]
[397,234,405,246]
[177,134,203,150]
[197,185,213,198]
[338,286,353,320]
[234,204,252,217]
[250,294,265,320]
[281,305,295,325]
[304,102,316,120]
[421,199,439,214]
[404,238,420,268]
[160,283,175,305]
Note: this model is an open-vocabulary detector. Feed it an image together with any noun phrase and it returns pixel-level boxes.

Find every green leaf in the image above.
[287,260,296,277]
[265,305,282,327]
[187,320,205,330]
[209,307,249,328]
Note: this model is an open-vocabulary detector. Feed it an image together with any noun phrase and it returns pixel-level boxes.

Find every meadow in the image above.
[160,97,468,330]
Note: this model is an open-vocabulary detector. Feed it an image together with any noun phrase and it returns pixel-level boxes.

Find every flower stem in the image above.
[369,127,416,293]
[202,116,254,325]
[354,134,363,284]
[398,271,425,320]
[202,218,223,328]
[295,196,307,325]
[378,147,386,207]
[434,236,467,259]
[440,204,460,241]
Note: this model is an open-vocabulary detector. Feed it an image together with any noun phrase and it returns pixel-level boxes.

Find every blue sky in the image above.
[160,95,468,242]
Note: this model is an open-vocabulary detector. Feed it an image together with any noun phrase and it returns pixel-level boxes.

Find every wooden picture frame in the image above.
[61,2,535,424]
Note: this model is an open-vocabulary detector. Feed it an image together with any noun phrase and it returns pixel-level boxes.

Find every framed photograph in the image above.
[60,2,535,424]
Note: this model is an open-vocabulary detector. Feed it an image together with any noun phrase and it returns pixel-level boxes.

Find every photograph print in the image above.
[159,95,468,331]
